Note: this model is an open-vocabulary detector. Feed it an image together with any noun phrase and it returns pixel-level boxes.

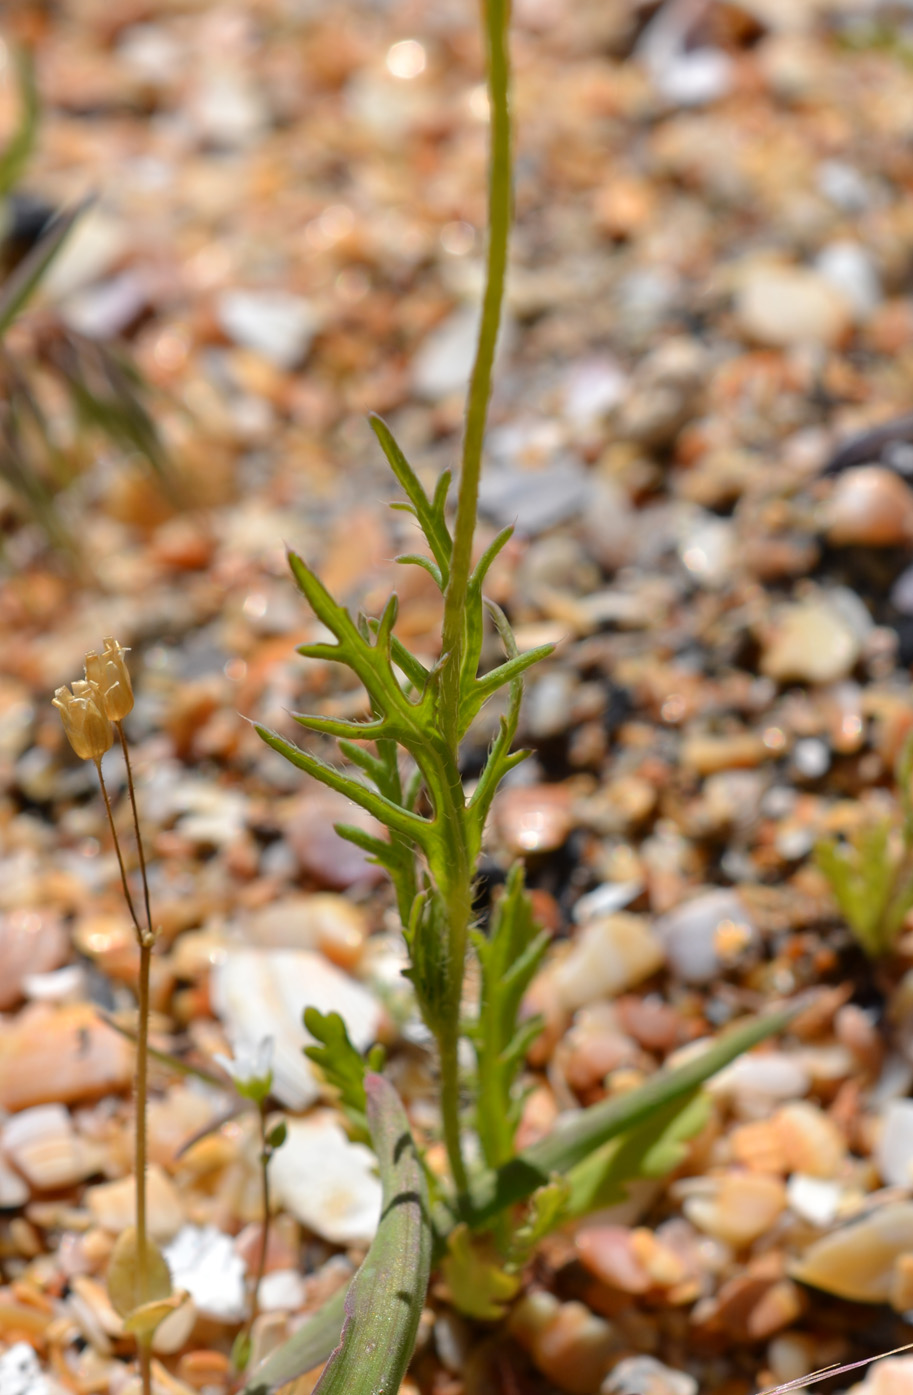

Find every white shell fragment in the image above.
[550,914,665,1012]
[790,1201,913,1302]
[85,1165,185,1241]
[876,1099,913,1189]
[258,1268,308,1312]
[2,1104,106,1190]
[655,890,757,986]
[0,1342,60,1395]
[787,1174,843,1228]
[268,1113,382,1246]
[164,1224,247,1322]
[211,948,381,1109]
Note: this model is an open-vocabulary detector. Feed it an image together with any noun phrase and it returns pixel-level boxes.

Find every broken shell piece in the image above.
[257,1269,308,1312]
[0,1004,132,1111]
[86,1166,185,1242]
[0,910,68,1011]
[549,914,664,1013]
[773,1100,847,1179]
[243,893,369,970]
[876,1099,913,1189]
[0,1341,60,1395]
[791,1200,913,1302]
[164,1224,246,1323]
[2,1104,106,1189]
[682,1173,786,1247]
[150,1293,197,1355]
[211,948,381,1109]
[268,1113,382,1246]
[0,1159,27,1210]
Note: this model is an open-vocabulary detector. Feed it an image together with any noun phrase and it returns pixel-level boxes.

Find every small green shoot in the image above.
[815,731,913,957]
[468,864,550,1172]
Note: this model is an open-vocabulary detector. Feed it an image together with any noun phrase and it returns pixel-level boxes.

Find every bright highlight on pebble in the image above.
[387,39,426,79]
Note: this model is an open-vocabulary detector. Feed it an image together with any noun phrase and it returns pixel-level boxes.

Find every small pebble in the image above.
[876,1099,913,1189]
[85,1166,185,1241]
[602,1356,696,1395]
[217,290,319,370]
[550,914,665,1013]
[654,890,756,986]
[791,1200,913,1302]
[735,264,852,348]
[2,1104,104,1190]
[683,1172,786,1247]
[826,467,913,549]
[761,596,862,685]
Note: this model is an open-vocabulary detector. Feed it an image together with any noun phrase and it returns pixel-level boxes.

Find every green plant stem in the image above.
[432,0,512,1209]
[439,0,511,739]
[252,1108,272,1330]
[438,1021,469,1199]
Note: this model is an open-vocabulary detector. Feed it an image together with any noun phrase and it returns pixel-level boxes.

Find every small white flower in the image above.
[215,1036,275,1103]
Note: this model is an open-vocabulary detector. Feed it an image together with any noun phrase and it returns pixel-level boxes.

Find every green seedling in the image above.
[815,732,913,957]
[243,0,796,1389]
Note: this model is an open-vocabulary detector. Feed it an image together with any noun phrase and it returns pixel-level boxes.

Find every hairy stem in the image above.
[438,1013,469,1201]
[95,746,153,1395]
[138,1340,152,1395]
[434,0,511,1201]
[439,0,512,740]
[135,937,152,1395]
[252,1106,272,1328]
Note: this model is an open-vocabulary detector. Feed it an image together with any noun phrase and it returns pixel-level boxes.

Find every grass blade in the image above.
[0,198,87,339]
[463,1008,793,1226]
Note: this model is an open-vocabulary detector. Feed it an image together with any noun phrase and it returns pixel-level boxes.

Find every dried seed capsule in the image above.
[84,637,134,722]
[52,680,114,761]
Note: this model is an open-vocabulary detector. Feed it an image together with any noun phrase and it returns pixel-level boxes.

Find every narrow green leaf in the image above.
[471,865,549,1170]
[462,1008,793,1227]
[396,553,444,589]
[256,725,434,851]
[242,1286,346,1395]
[562,1091,710,1220]
[390,635,431,690]
[247,1075,431,1395]
[0,199,87,339]
[294,713,390,741]
[370,415,452,580]
[0,50,38,199]
[467,643,555,717]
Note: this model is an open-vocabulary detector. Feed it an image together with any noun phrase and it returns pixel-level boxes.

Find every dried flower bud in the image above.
[84,637,133,722]
[52,680,114,761]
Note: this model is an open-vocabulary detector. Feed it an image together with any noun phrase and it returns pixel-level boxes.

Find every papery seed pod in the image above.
[85,637,133,722]
[52,680,114,761]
